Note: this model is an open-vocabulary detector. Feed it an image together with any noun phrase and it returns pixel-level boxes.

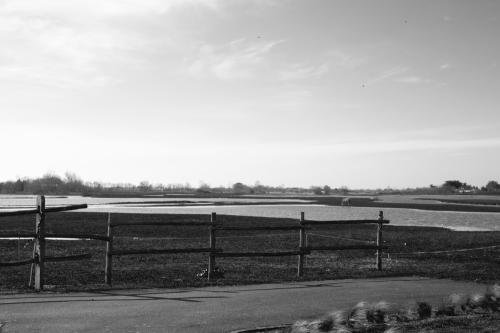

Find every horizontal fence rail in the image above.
[217,250,310,258]
[215,225,303,231]
[0,253,92,267]
[308,245,389,251]
[110,221,213,227]
[0,209,40,217]
[0,232,37,238]
[45,233,110,242]
[111,248,222,256]
[0,258,35,267]
[0,204,88,217]
[44,204,88,213]
[302,219,390,225]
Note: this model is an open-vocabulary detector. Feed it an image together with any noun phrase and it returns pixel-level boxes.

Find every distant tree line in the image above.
[373,180,500,195]
[0,173,345,196]
[1,173,499,196]
[0,172,88,195]
[0,173,194,196]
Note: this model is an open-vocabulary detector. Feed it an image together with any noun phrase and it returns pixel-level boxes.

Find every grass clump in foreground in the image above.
[286,285,500,333]
[1,212,500,291]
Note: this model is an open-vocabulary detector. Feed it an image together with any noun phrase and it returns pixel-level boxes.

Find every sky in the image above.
[1,0,499,189]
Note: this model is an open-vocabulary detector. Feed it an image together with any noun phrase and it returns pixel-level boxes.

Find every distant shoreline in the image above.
[2,194,500,213]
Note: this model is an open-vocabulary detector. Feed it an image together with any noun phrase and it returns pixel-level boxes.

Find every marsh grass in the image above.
[1,212,500,291]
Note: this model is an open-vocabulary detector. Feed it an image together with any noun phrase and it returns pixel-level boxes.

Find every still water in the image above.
[1,195,499,231]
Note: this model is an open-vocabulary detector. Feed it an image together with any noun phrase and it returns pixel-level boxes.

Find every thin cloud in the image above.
[335,138,500,154]
[394,76,430,84]
[440,63,451,70]
[152,137,500,157]
[326,49,368,70]
[278,49,366,81]
[280,137,500,156]
[365,66,409,85]
[186,39,284,80]
[278,63,329,80]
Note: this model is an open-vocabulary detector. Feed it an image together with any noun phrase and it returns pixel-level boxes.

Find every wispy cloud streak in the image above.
[365,66,408,85]
[185,39,284,80]
[393,76,430,84]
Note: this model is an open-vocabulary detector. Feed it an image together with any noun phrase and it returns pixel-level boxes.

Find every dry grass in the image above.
[287,285,500,333]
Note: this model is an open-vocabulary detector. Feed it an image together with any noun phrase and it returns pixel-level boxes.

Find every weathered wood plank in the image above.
[307,245,388,251]
[44,204,88,213]
[0,209,39,217]
[0,259,34,267]
[105,213,113,285]
[33,196,46,291]
[0,233,37,238]
[110,221,213,227]
[45,233,109,242]
[208,212,216,281]
[297,212,305,277]
[216,226,303,231]
[112,248,221,256]
[376,211,384,271]
[216,250,310,258]
[0,204,87,217]
[302,219,390,225]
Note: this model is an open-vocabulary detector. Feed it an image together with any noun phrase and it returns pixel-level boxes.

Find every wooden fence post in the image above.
[34,195,46,291]
[208,212,217,281]
[105,213,113,285]
[297,212,305,277]
[376,211,384,271]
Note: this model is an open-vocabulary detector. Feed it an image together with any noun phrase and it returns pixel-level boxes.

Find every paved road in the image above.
[0,277,489,333]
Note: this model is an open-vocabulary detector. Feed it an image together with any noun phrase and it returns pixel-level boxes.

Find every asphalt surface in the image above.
[0,277,489,333]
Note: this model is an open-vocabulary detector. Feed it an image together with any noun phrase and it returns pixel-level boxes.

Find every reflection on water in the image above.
[1,195,499,232]
[0,195,310,208]
[83,203,500,232]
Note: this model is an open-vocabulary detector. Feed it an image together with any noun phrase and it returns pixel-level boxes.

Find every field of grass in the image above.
[1,212,500,291]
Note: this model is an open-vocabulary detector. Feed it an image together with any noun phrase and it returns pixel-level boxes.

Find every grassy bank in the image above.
[284,285,500,333]
[1,212,500,291]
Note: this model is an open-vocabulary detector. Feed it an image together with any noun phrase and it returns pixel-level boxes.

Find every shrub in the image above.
[416,302,432,320]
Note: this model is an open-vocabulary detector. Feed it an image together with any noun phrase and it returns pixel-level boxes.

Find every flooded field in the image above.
[1,195,499,231]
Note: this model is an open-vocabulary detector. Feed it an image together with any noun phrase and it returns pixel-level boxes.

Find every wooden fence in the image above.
[104,211,389,285]
[0,195,88,291]
[1,195,389,288]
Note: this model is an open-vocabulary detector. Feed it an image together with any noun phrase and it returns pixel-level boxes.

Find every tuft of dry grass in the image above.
[289,285,500,333]
[291,301,391,333]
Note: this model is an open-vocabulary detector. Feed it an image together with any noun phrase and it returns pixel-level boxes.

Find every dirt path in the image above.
[0,277,488,333]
